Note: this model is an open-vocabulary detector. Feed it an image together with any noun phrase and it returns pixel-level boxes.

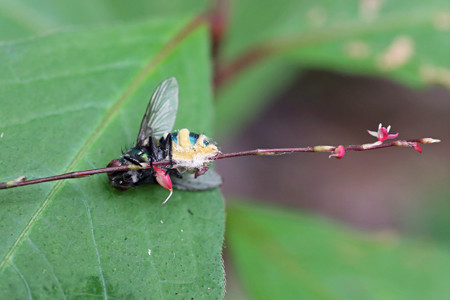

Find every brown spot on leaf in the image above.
[432,12,450,31]
[359,0,383,20]
[307,7,327,27]
[345,40,370,59]
[420,65,450,88]
[377,36,414,71]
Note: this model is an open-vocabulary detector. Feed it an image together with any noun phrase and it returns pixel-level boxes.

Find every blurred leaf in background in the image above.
[226,202,450,300]
[214,1,449,299]
[215,0,450,137]
[407,189,450,246]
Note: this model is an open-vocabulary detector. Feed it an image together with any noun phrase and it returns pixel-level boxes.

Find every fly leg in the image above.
[148,137,159,171]
[123,156,142,166]
[160,134,174,175]
[163,134,174,169]
[195,166,209,178]
[167,168,183,179]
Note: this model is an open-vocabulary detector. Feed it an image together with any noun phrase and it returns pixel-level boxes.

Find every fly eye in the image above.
[113,182,130,191]
[107,159,123,168]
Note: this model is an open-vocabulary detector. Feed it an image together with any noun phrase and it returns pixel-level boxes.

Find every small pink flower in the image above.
[367,123,399,142]
[329,145,345,159]
[153,167,173,205]
[411,143,422,153]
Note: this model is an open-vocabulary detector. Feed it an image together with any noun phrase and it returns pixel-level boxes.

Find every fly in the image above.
[106,77,222,204]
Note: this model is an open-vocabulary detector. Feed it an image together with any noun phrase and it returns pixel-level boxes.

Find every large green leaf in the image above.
[0,0,209,41]
[226,202,450,300]
[216,0,450,136]
[0,18,225,299]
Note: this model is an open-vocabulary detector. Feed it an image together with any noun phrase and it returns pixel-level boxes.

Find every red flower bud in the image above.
[411,143,422,153]
[329,145,345,159]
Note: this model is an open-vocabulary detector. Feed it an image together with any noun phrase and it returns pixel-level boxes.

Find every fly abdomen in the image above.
[164,128,220,173]
[170,131,210,146]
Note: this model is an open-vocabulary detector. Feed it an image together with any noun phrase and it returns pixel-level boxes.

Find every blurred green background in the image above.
[0,0,449,299]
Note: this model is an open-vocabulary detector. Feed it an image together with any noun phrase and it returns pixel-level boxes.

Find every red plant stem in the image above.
[212,138,437,159]
[0,138,439,190]
[209,0,230,61]
[214,46,272,88]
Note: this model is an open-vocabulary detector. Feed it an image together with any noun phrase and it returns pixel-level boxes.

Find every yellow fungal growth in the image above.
[171,129,220,172]
[177,128,191,148]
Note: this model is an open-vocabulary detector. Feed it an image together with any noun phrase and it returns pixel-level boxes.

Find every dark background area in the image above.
[217,69,449,235]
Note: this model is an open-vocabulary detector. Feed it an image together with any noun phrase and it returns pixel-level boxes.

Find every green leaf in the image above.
[0,18,225,299]
[0,0,209,41]
[226,202,450,300]
[216,0,450,136]
[407,188,450,246]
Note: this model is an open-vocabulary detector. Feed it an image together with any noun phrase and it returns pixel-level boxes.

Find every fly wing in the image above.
[171,170,223,191]
[136,77,179,146]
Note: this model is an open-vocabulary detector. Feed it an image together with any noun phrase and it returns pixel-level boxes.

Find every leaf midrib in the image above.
[0,15,205,271]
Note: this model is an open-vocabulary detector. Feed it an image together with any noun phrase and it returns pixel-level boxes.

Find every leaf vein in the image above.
[2,104,106,128]
[1,61,142,86]
[27,238,67,300]
[9,261,33,300]
[80,191,108,299]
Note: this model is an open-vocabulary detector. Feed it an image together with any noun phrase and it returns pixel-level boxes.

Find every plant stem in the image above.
[0,138,439,190]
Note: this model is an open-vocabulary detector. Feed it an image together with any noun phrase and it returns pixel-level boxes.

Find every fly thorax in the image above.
[122,147,150,165]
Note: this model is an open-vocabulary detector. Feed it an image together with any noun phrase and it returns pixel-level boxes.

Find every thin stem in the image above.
[0,138,439,190]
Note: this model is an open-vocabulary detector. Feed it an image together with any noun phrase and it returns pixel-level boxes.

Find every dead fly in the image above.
[107,78,222,204]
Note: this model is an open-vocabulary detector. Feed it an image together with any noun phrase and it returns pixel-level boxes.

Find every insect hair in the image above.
[121,143,134,155]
